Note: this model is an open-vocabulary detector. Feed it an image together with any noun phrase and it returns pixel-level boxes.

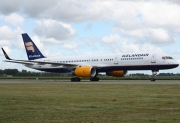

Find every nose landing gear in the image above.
[150,70,158,81]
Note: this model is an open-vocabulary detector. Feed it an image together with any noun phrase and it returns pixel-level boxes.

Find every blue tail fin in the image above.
[22,33,45,60]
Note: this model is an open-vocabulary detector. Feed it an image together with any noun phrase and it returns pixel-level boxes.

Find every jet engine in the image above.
[106,70,127,77]
[73,66,96,77]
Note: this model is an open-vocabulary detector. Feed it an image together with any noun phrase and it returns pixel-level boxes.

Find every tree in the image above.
[3,69,19,76]
[0,69,3,75]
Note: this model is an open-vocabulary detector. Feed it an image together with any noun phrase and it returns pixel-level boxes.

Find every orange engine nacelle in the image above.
[106,70,127,77]
[73,66,96,77]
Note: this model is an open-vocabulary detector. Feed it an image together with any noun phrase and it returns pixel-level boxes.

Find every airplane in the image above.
[1,33,179,82]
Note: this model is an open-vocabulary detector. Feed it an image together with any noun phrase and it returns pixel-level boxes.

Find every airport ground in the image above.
[0,79,180,123]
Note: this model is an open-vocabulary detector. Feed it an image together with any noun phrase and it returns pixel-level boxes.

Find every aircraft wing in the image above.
[4,59,102,69]
[4,59,79,67]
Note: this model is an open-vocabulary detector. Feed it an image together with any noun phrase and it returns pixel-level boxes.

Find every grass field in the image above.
[0,82,180,123]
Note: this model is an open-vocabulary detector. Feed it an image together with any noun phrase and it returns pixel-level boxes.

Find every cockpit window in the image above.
[162,56,173,60]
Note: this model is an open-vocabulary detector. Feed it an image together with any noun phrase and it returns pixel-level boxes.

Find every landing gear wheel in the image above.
[71,77,81,82]
[90,77,99,81]
[150,78,156,81]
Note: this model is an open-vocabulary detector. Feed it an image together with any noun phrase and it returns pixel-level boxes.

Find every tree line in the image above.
[0,69,67,77]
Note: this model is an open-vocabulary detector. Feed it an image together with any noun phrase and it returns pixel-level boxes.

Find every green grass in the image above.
[0,83,180,123]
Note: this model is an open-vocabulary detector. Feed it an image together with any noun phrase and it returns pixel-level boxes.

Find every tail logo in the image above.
[25,42,35,52]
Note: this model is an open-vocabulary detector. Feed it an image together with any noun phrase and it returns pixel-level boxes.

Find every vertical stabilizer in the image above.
[22,33,45,60]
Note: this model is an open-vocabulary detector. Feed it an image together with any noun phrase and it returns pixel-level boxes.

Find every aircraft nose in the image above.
[169,60,179,68]
[173,60,179,67]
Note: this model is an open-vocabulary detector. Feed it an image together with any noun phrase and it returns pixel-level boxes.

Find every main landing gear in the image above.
[150,70,158,81]
[71,77,81,82]
[71,77,100,82]
[90,77,99,81]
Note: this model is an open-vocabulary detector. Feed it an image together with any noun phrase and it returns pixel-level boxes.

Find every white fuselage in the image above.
[24,52,179,73]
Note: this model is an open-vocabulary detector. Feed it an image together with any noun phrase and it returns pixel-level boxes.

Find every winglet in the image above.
[1,48,12,60]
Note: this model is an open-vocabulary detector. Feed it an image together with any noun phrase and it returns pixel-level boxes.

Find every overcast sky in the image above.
[0,0,180,74]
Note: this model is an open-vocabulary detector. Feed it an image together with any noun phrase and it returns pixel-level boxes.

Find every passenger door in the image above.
[114,56,119,65]
[151,54,156,63]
